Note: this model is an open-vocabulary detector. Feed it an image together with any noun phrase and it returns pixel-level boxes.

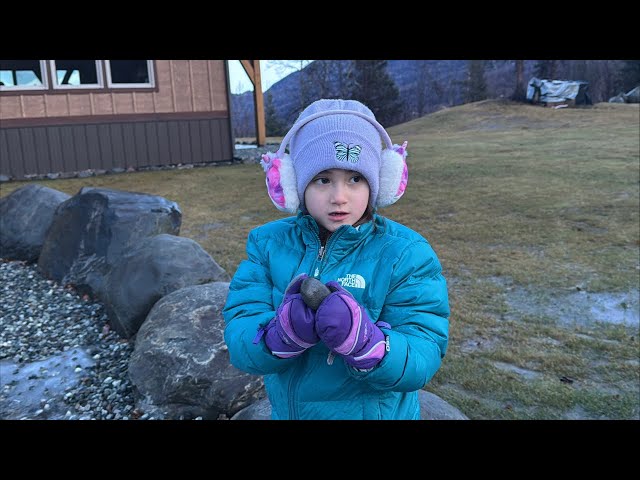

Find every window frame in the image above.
[0,60,49,91]
[105,60,155,89]
[0,60,157,94]
[49,60,104,90]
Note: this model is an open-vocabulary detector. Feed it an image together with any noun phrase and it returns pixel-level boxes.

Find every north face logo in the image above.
[337,274,366,289]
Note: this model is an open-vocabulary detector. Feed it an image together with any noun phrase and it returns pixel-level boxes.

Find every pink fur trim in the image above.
[260,152,276,172]
[393,141,408,160]
[394,141,408,197]
[261,153,286,209]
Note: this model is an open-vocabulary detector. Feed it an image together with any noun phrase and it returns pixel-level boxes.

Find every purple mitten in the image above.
[315,281,387,370]
[261,274,319,359]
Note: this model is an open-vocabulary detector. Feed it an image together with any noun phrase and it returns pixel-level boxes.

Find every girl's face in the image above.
[304,169,370,232]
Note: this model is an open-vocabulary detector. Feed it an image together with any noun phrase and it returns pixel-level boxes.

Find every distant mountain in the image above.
[230,60,608,138]
[231,60,467,137]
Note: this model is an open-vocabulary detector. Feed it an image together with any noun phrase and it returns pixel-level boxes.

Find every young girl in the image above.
[223,99,449,420]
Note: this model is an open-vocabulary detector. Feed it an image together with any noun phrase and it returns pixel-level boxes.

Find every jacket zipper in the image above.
[314,243,333,365]
[289,233,328,417]
[314,228,353,366]
[289,224,359,415]
[313,227,344,278]
[313,246,326,277]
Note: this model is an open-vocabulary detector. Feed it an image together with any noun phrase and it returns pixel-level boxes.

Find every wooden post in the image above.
[240,60,266,146]
[253,61,266,147]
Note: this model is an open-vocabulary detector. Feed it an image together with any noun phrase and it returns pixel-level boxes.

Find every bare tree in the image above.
[269,60,313,75]
[299,60,356,99]
[512,60,526,101]
[412,61,445,116]
[270,60,314,111]
[307,61,331,98]
[231,92,256,138]
[579,60,626,103]
[465,60,488,103]
[535,60,558,79]
[333,61,354,98]
[415,61,428,116]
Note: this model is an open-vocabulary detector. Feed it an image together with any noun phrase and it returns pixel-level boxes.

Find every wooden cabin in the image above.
[0,60,241,181]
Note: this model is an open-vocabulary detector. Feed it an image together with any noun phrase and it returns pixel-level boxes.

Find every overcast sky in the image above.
[228,60,312,95]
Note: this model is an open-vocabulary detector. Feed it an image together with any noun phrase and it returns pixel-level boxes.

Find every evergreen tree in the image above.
[348,60,404,126]
[465,60,488,103]
[265,92,285,137]
[534,60,558,79]
[619,60,640,91]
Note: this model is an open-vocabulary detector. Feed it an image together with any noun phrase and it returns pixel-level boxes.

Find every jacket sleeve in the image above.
[348,240,450,391]
[222,228,298,375]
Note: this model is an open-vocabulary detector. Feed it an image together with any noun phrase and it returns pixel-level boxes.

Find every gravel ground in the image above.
[0,259,147,420]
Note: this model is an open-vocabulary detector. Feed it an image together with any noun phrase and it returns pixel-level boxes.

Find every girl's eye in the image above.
[351,175,362,183]
[314,177,330,185]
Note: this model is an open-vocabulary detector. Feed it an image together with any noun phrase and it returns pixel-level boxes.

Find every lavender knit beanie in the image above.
[288,99,384,209]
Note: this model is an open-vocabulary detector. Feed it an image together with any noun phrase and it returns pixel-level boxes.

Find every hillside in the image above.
[231,60,539,137]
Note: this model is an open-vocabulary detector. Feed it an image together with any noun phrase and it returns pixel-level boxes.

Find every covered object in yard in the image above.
[527,77,592,106]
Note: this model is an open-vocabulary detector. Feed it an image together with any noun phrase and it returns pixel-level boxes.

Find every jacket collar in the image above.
[295,211,382,252]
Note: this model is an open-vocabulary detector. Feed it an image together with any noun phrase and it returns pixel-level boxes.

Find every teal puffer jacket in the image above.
[223,212,449,420]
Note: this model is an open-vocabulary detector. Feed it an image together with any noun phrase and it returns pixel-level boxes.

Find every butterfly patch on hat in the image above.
[334,141,362,163]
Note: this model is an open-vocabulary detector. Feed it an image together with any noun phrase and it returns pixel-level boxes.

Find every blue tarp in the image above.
[527,77,590,104]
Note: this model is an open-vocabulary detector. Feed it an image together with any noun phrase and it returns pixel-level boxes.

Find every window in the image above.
[106,60,154,88]
[50,60,103,89]
[0,60,48,90]
[0,60,155,92]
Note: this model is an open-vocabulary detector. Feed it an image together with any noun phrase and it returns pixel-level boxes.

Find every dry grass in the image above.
[2,99,638,419]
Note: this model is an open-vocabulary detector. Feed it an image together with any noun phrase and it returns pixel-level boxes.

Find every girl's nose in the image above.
[330,183,347,204]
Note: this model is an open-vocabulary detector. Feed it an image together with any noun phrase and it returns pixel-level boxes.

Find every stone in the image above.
[128,282,264,420]
[0,184,70,262]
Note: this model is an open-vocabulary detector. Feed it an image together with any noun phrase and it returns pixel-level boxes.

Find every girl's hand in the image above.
[315,282,387,370]
[263,274,320,358]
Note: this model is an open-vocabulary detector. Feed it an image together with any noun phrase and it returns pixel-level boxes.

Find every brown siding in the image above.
[191,61,212,112]
[1,115,233,179]
[0,129,9,174]
[33,128,51,172]
[22,129,37,174]
[153,60,174,113]
[0,96,22,118]
[48,127,65,174]
[210,61,228,110]
[0,60,229,120]
[133,92,155,113]
[92,93,115,115]
[113,93,135,114]
[172,60,193,112]
[22,95,46,117]
[68,94,93,116]
[46,95,69,117]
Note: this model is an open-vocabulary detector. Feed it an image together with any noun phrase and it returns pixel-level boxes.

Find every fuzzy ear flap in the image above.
[376,141,408,208]
[261,152,299,213]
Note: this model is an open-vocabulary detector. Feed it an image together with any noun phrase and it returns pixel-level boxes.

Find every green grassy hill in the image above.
[2,100,638,419]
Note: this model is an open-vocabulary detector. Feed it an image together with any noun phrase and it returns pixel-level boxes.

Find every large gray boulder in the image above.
[37,187,181,299]
[128,282,264,420]
[624,85,639,103]
[0,184,70,262]
[419,390,468,420]
[231,390,469,420]
[609,86,640,104]
[102,234,231,338]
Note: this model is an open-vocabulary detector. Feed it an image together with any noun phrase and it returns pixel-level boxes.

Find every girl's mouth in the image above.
[328,212,348,221]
